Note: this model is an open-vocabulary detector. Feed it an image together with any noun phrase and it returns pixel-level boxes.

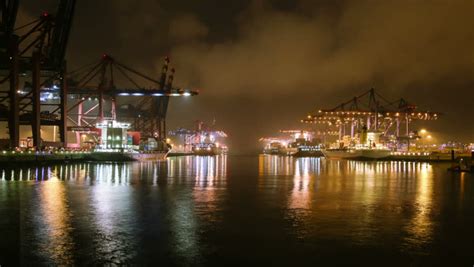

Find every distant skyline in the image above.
[19,0,474,152]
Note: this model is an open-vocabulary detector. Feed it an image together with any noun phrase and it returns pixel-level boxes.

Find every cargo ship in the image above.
[263,141,287,155]
[193,142,225,156]
[322,147,391,159]
[84,120,169,161]
[322,128,391,160]
[191,129,228,156]
[87,149,168,162]
[261,130,323,157]
[286,132,324,157]
[169,120,228,156]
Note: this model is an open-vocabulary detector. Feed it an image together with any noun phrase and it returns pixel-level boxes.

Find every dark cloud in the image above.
[169,14,209,42]
[171,0,474,96]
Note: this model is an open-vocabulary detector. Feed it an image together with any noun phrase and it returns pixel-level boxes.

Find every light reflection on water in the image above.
[1,155,473,265]
[257,155,448,252]
[34,175,75,265]
[0,156,227,265]
[90,171,137,264]
[403,163,433,253]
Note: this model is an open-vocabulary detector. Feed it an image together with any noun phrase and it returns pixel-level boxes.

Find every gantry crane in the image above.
[0,0,76,148]
[302,88,440,141]
[65,54,198,146]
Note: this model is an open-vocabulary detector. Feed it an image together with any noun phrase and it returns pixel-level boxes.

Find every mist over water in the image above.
[1,156,473,265]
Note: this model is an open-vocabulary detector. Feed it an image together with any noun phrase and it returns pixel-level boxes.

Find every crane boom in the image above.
[48,0,76,69]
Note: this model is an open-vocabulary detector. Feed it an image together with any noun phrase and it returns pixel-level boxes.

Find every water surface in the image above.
[0,155,473,266]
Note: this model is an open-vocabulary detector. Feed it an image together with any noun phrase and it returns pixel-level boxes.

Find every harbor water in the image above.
[0,155,473,265]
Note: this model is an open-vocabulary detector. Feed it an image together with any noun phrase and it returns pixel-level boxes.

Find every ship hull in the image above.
[87,151,168,161]
[322,149,391,160]
[194,147,223,156]
[263,148,287,156]
[291,150,324,157]
[263,147,324,157]
[129,152,168,161]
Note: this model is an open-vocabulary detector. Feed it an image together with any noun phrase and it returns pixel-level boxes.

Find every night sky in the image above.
[19,0,474,153]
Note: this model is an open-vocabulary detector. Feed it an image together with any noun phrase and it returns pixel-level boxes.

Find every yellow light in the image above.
[420,129,427,134]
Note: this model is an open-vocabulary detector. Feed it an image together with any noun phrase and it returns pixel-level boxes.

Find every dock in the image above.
[388,151,472,162]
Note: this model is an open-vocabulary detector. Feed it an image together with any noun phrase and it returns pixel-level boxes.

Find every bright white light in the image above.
[118,93,130,96]
[152,93,163,96]
[132,93,144,96]
[183,92,191,96]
